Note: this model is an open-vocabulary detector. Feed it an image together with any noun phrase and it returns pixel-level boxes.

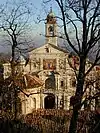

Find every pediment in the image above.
[29,43,69,55]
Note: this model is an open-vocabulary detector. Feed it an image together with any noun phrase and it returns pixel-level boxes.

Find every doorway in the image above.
[44,94,55,109]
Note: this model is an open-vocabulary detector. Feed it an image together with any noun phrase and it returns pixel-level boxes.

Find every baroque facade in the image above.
[20,9,76,114]
[3,9,99,115]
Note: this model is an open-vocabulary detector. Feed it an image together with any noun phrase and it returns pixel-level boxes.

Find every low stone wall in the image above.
[32,109,72,116]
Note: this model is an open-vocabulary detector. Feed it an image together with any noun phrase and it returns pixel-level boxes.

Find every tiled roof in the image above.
[48,43,69,53]
[5,73,43,89]
[24,74,44,88]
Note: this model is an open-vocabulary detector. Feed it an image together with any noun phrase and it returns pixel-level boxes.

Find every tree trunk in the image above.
[14,87,18,120]
[68,56,86,133]
[11,45,18,119]
[11,46,15,76]
[68,108,79,133]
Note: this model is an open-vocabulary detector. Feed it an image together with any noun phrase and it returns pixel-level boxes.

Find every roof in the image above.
[24,74,44,88]
[5,73,44,89]
[29,43,69,54]
[49,43,69,53]
[47,7,55,18]
[46,8,56,24]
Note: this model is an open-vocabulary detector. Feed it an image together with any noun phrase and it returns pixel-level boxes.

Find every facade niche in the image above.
[61,81,64,87]
[45,78,55,89]
[33,98,36,109]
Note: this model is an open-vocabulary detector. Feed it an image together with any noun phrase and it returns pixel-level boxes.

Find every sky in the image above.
[0,0,60,53]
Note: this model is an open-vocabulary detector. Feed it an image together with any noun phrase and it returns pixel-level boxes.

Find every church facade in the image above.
[19,9,76,114]
[3,9,97,115]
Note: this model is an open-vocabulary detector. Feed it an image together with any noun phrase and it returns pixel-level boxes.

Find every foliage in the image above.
[0,109,99,133]
[0,118,40,133]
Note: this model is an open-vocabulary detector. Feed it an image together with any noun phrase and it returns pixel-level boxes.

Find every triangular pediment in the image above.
[29,43,69,55]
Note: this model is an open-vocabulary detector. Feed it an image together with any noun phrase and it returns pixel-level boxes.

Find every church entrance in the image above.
[44,94,55,109]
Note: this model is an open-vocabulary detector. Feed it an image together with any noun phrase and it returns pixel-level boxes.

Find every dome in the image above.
[47,9,55,18]
[46,8,56,23]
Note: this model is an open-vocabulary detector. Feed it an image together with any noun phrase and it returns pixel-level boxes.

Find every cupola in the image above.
[46,7,56,24]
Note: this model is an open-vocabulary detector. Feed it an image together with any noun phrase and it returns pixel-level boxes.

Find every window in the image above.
[61,81,64,87]
[48,25,54,36]
[71,78,76,87]
[48,25,54,32]
[45,47,49,53]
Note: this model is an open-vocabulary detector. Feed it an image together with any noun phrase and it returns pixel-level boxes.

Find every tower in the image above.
[45,8,57,46]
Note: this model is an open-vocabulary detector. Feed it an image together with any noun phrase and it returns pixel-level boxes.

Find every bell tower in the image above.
[45,8,57,46]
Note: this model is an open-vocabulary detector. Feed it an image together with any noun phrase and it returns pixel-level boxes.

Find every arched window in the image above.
[48,25,54,36]
[45,78,55,89]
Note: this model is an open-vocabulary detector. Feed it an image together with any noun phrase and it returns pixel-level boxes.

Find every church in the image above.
[3,8,97,115]
[19,8,77,114]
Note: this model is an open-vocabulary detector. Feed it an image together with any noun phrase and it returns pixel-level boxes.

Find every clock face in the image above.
[48,25,54,36]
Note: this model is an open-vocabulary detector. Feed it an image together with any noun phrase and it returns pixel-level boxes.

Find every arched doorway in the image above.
[44,94,55,109]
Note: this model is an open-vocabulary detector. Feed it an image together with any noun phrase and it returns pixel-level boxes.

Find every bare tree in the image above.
[0,0,34,119]
[43,0,100,132]
[0,0,34,75]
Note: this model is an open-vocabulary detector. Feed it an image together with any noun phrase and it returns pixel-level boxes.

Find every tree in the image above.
[0,0,34,119]
[0,0,33,75]
[43,0,100,133]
